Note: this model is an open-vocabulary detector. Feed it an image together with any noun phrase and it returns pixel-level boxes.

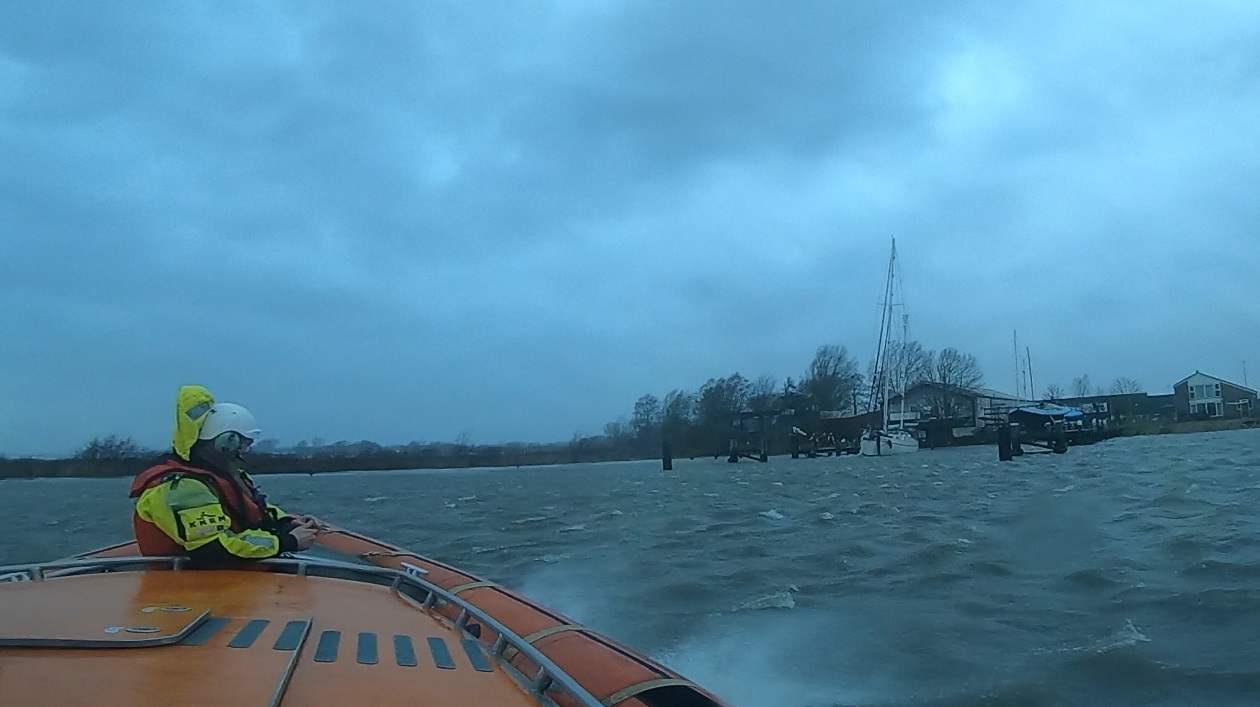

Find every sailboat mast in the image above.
[899,312,908,429]
[1013,330,1020,399]
[881,238,897,430]
[1026,347,1035,402]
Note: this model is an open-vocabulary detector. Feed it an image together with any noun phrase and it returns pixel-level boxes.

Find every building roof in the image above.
[898,381,1030,403]
[972,386,1024,401]
[1174,370,1257,395]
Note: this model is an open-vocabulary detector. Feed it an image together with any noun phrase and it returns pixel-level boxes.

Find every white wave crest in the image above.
[734,590,796,612]
[513,515,552,525]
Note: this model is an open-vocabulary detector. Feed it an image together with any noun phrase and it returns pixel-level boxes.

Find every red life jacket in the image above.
[129,457,270,556]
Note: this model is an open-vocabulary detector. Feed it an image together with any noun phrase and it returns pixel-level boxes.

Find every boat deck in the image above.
[1,533,727,707]
[1,566,539,706]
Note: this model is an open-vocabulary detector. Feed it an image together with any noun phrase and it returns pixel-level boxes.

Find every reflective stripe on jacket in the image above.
[130,457,288,560]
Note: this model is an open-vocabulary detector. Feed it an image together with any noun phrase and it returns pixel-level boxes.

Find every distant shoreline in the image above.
[0,446,645,480]
[0,419,1253,480]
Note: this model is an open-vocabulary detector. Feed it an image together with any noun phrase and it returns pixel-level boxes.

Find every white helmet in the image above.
[197,403,262,444]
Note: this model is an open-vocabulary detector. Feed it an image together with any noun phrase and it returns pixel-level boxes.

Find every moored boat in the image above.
[859,428,919,456]
[0,526,730,707]
[860,238,920,457]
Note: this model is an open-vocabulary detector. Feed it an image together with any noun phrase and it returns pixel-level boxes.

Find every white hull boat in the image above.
[860,429,919,456]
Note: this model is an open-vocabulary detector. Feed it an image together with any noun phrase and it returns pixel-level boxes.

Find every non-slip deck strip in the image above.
[393,635,418,667]
[180,618,492,673]
[427,636,455,669]
[314,630,341,663]
[227,619,269,648]
[461,638,493,672]
[357,632,378,665]
[267,619,313,707]
[273,620,308,651]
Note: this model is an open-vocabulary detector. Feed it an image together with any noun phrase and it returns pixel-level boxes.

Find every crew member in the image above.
[130,385,317,564]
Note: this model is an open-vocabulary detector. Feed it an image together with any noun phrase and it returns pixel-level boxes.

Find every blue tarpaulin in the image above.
[1011,404,1084,420]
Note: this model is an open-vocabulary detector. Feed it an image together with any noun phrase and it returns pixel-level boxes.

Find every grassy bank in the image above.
[1118,418,1255,436]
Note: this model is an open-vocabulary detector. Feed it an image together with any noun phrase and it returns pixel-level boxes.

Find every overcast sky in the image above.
[2,1,1258,457]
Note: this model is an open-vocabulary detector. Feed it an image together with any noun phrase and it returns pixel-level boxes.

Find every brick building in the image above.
[1173,371,1256,419]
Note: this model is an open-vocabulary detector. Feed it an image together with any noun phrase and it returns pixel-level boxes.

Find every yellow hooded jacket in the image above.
[131,386,293,561]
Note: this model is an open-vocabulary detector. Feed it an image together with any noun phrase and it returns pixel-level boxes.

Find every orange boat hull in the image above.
[0,528,729,707]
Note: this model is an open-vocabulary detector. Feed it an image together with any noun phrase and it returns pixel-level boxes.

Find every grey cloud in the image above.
[2,1,1259,455]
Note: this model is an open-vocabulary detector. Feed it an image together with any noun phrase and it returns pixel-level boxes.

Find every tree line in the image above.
[1,434,644,478]
[26,338,1127,476]
[1042,375,1144,400]
[602,341,984,457]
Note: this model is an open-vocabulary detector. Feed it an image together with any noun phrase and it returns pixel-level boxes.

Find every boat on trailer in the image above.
[0,526,729,707]
[995,403,1086,459]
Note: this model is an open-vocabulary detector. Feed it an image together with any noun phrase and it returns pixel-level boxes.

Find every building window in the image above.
[1190,384,1222,399]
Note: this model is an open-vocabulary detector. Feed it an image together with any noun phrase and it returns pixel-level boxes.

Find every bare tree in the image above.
[931,347,984,389]
[802,345,862,413]
[1043,383,1066,400]
[75,435,144,460]
[602,419,631,443]
[1071,374,1092,397]
[1110,377,1144,394]
[661,389,696,444]
[747,375,779,412]
[868,340,934,403]
[915,347,984,420]
[631,394,662,442]
[696,374,750,450]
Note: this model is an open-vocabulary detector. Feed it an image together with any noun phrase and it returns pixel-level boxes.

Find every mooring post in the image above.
[998,424,1012,461]
[1051,422,1068,453]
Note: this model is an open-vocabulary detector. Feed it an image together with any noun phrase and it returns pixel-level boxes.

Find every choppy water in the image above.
[5,430,1260,706]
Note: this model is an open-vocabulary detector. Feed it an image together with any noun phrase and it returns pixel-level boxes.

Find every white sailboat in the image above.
[860,238,920,457]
